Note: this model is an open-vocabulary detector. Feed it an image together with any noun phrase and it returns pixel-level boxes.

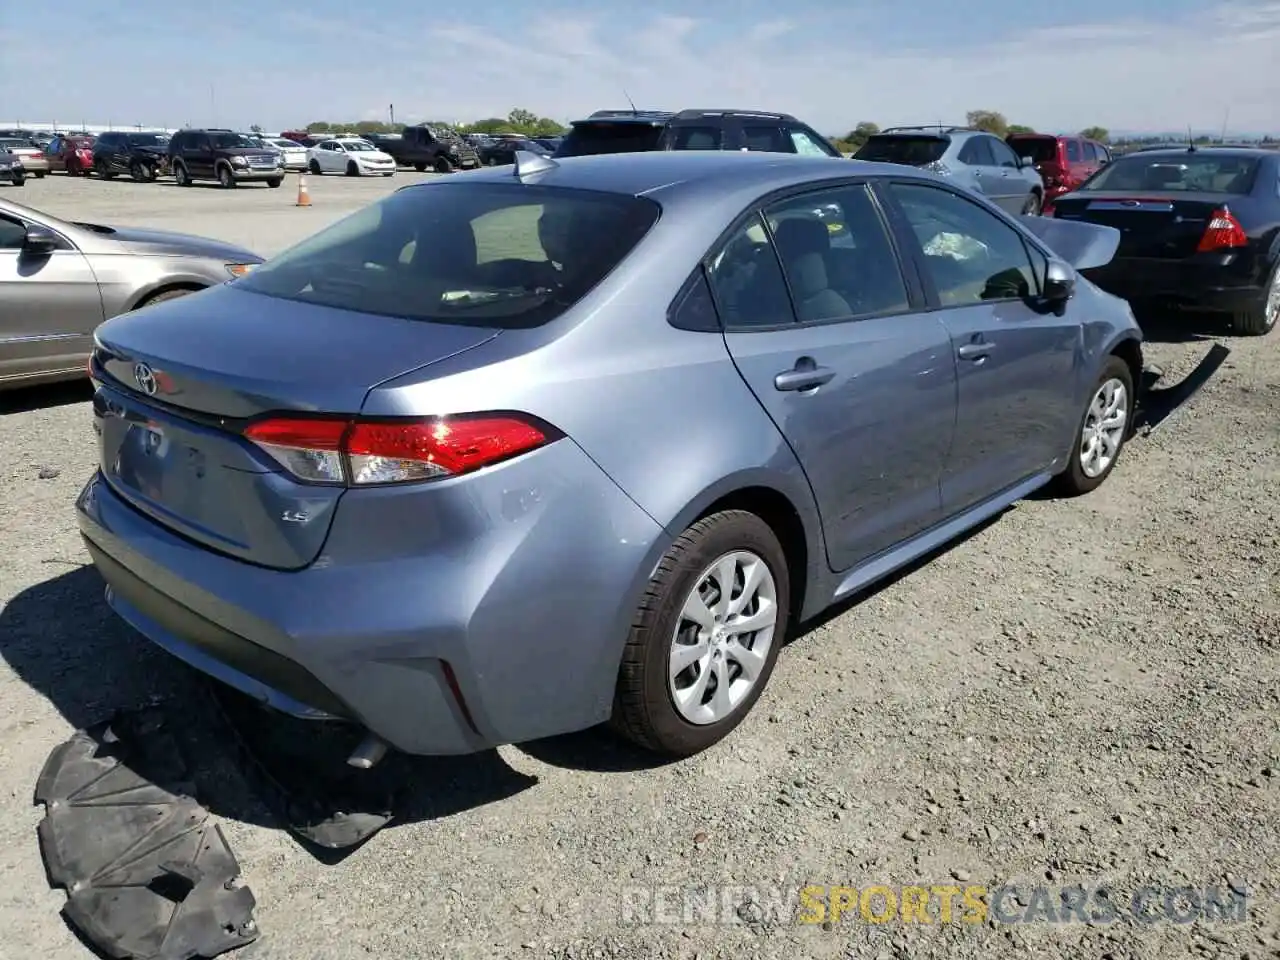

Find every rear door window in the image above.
[764,184,911,321]
[669,124,722,150]
[1066,139,1082,163]
[741,124,790,153]
[958,137,995,166]
[988,138,1021,168]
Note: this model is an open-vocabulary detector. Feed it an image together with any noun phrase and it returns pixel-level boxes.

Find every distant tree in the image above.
[249,123,264,135]
[1007,123,1035,134]
[1079,126,1109,143]
[966,110,1008,136]
[305,121,331,133]
[507,108,539,129]
[842,121,879,150]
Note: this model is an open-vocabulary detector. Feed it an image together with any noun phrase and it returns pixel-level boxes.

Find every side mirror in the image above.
[1043,259,1075,305]
[22,225,60,255]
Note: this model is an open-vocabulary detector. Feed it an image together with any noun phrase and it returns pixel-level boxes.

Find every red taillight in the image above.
[1197,207,1247,253]
[242,414,553,486]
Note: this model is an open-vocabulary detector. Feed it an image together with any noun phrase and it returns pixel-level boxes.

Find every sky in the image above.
[2,0,1279,136]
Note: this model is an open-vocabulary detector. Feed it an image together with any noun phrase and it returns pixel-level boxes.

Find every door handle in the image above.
[774,364,835,392]
[957,342,993,360]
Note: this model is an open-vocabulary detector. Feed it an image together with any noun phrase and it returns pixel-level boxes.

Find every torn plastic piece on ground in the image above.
[35,709,260,960]
[205,683,394,851]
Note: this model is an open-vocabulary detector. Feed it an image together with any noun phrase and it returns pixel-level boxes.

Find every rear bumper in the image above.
[1083,256,1266,312]
[75,438,665,756]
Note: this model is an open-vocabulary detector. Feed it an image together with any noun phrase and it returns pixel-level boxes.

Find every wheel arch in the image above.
[126,280,208,312]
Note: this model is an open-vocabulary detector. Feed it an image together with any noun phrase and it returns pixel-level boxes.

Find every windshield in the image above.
[1007,137,1059,163]
[1079,154,1260,193]
[854,135,949,165]
[127,133,167,146]
[235,183,661,329]
[556,122,664,157]
[341,141,376,151]
[210,132,258,149]
[426,126,456,140]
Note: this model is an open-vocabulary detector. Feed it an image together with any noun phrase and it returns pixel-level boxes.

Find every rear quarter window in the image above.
[234,183,661,329]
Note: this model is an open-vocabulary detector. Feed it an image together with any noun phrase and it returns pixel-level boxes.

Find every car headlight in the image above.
[226,263,256,278]
[231,156,247,167]
[0,162,10,171]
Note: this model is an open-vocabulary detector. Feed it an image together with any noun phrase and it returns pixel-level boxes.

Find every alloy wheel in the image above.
[668,551,778,725]
[1080,377,1129,478]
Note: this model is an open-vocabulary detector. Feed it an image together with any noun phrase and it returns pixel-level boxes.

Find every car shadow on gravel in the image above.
[0,566,537,861]
[0,380,92,414]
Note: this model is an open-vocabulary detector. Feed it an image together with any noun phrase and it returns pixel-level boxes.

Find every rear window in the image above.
[1079,154,1260,193]
[854,135,949,166]
[235,183,661,329]
[1007,137,1059,163]
[555,122,664,157]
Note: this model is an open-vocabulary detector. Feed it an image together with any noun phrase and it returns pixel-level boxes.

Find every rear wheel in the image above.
[611,510,790,757]
[1022,191,1042,215]
[34,171,45,179]
[1050,355,1134,496]
[172,162,191,187]
[11,173,24,187]
[96,159,115,179]
[1230,262,1279,336]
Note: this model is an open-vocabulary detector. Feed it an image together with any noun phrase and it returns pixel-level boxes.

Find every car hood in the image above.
[353,150,393,161]
[97,225,263,263]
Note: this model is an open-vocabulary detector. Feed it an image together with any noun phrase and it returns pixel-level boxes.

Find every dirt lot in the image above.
[1,173,1278,960]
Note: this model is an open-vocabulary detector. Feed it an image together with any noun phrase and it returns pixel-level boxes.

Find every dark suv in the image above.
[167,128,284,188]
[554,109,843,158]
[91,131,171,181]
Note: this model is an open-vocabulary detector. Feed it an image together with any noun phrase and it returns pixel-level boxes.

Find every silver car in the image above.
[78,151,1141,763]
[855,126,1046,215]
[1,197,263,390]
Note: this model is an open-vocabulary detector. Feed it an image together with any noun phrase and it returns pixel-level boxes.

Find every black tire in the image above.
[382,172,394,177]
[11,174,24,187]
[1229,261,1279,336]
[1050,354,1135,497]
[96,161,115,180]
[309,158,322,175]
[1022,191,1042,215]
[130,161,148,182]
[434,156,454,174]
[173,162,191,187]
[217,164,235,188]
[346,160,359,177]
[139,287,199,308]
[610,510,790,757]
[266,177,282,188]
[35,171,45,179]
[413,161,427,172]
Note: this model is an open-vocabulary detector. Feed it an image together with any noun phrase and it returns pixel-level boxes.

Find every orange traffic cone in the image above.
[296,173,311,207]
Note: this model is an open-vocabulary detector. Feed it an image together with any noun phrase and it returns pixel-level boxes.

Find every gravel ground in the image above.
[1,174,1277,960]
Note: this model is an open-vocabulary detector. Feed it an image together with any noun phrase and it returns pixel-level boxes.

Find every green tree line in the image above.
[296,108,568,138]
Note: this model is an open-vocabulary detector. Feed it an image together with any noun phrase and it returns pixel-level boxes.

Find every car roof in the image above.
[400,150,925,203]
[1117,146,1274,159]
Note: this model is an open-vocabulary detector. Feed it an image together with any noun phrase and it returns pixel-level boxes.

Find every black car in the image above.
[167,128,284,188]
[91,131,171,181]
[1052,147,1280,336]
[477,136,549,166]
[554,108,842,158]
[0,145,25,186]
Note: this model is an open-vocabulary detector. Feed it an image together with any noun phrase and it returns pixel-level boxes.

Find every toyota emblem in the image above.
[133,362,158,396]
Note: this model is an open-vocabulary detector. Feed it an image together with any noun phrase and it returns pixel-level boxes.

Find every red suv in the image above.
[1006,134,1111,214]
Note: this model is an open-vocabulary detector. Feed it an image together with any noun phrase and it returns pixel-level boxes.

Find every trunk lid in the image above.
[91,284,501,570]
[1051,191,1227,259]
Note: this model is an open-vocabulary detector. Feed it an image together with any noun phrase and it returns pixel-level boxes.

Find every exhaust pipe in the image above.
[346,734,388,769]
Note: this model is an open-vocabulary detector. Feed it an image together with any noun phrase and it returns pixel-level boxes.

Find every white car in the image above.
[305,137,396,177]
[265,137,308,171]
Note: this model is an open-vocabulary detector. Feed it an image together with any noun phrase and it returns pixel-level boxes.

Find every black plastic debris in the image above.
[35,710,260,960]
[205,684,394,852]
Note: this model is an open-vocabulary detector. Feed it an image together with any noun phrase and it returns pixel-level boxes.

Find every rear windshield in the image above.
[556,122,665,157]
[1079,154,1260,193]
[234,183,661,329]
[1007,137,1059,162]
[854,135,948,165]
